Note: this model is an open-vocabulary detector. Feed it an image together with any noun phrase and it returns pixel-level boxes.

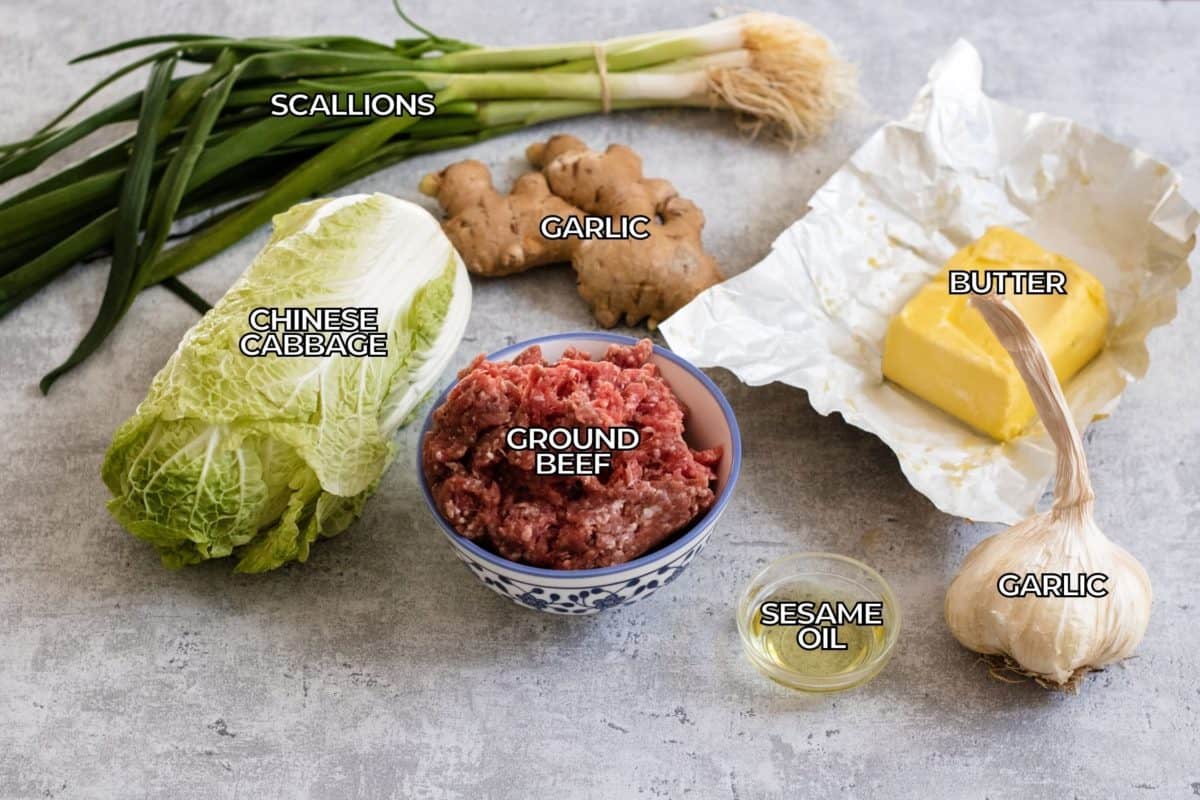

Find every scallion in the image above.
[0,9,855,391]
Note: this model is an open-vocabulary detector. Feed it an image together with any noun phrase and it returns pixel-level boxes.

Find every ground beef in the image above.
[423,339,721,570]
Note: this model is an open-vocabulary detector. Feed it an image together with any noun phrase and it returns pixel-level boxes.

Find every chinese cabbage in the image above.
[102,193,471,571]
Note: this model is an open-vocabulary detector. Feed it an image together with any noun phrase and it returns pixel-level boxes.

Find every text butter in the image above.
[882,227,1108,441]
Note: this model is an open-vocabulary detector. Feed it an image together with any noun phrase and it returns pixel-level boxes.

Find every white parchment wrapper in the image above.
[661,40,1198,523]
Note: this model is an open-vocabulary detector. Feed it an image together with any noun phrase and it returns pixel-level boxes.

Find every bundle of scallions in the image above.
[0,8,854,391]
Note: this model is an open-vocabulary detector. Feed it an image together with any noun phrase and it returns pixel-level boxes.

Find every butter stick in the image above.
[882,227,1108,441]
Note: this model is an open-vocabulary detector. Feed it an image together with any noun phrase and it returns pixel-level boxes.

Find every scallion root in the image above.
[706,13,857,146]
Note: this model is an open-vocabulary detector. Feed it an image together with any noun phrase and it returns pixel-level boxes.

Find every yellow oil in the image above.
[748,585,889,678]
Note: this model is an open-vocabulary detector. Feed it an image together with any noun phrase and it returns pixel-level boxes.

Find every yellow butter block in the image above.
[882,227,1108,441]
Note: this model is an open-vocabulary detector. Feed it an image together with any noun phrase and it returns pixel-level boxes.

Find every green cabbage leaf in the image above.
[101,193,471,571]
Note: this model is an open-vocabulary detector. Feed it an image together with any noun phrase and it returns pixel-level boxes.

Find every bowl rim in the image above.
[417,331,742,580]
[735,551,902,692]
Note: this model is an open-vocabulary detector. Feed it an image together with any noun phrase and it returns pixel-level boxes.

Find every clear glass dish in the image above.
[737,552,901,693]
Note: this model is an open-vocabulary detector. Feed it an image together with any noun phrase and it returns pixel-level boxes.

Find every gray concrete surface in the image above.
[2,1,1198,797]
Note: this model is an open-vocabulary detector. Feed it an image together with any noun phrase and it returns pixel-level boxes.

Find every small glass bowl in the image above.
[736,552,901,693]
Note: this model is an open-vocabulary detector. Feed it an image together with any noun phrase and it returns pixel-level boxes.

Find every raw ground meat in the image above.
[423,339,721,570]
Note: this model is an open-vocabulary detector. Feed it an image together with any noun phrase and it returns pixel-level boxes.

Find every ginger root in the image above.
[417,161,581,277]
[419,134,722,327]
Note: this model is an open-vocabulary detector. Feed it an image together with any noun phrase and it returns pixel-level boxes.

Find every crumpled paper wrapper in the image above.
[661,40,1198,523]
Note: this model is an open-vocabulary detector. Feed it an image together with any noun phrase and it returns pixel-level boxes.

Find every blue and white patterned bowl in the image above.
[418,332,741,615]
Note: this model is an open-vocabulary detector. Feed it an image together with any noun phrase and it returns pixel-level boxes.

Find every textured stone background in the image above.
[1,1,1198,798]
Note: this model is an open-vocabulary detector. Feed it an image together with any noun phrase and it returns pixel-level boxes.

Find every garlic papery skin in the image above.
[945,507,1152,686]
[943,293,1152,689]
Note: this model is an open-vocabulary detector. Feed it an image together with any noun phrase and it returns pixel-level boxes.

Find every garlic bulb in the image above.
[944,294,1152,689]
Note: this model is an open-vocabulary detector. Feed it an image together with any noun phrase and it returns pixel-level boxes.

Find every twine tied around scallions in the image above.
[0,8,856,390]
[945,293,1152,692]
